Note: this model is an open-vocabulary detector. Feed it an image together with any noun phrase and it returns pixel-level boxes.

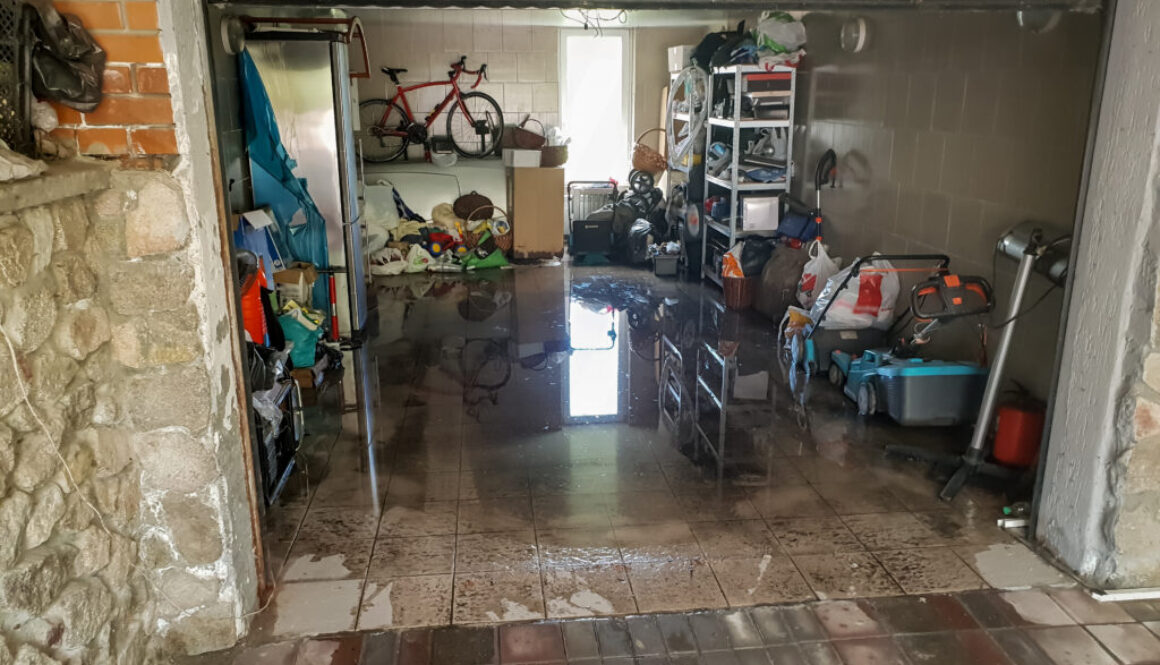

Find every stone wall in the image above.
[0,161,255,662]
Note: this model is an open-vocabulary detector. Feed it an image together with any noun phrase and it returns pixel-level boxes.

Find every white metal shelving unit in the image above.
[701,64,796,286]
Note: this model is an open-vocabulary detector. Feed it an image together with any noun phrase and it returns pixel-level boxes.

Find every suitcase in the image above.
[567,180,617,259]
[571,218,613,257]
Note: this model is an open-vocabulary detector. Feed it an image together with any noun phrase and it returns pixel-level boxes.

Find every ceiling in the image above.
[216,0,1102,12]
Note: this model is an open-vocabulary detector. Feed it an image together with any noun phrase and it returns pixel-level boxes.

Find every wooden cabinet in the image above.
[506,166,565,259]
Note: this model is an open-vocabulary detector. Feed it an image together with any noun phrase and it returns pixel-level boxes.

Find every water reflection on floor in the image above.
[251,265,1068,640]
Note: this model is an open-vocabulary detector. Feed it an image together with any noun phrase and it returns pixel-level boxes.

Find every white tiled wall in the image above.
[357,9,560,130]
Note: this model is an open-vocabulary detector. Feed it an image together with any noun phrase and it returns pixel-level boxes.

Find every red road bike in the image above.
[358,55,504,163]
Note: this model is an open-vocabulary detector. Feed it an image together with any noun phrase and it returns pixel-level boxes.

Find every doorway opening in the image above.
[560,29,633,183]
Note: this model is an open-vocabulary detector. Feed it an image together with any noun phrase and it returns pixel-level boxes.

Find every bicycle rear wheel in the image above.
[446,92,504,158]
[358,99,409,163]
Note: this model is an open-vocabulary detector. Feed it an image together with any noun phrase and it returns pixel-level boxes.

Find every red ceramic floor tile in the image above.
[499,623,566,663]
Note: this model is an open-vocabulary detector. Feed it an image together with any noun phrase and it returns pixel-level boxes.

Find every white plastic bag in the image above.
[808,254,900,330]
[404,244,434,273]
[369,247,406,275]
[364,182,400,231]
[754,12,807,54]
[797,240,839,308]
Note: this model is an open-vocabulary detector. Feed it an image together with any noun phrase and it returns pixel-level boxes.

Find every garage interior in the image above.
[200,0,1153,662]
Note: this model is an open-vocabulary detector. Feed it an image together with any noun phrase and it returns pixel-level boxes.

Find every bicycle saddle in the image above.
[381,66,408,83]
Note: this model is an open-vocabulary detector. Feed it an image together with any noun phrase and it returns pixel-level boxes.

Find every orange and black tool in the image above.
[911,273,994,321]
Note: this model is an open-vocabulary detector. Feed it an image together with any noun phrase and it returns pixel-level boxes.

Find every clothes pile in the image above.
[365,183,512,275]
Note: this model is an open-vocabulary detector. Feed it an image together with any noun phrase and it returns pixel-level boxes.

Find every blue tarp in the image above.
[239,49,330,310]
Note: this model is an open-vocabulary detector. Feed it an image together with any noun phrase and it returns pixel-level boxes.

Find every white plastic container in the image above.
[741,197,780,231]
[503,149,541,167]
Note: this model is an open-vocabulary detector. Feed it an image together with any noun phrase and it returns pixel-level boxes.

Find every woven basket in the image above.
[468,206,513,254]
[632,128,667,174]
[454,191,494,221]
[501,117,546,150]
[540,144,568,168]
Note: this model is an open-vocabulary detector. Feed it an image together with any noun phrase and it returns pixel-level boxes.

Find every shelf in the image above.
[712,64,796,75]
[702,266,724,287]
[709,117,790,129]
[673,112,690,122]
[706,218,730,236]
[706,217,777,238]
[697,375,724,411]
[706,174,788,191]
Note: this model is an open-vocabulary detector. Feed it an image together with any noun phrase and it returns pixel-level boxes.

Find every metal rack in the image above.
[701,64,797,286]
[692,296,731,475]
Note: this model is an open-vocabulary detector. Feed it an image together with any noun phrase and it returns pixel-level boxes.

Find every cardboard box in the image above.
[506,166,565,259]
[668,45,695,72]
[503,149,541,167]
[741,197,780,232]
[290,353,329,406]
[273,262,318,305]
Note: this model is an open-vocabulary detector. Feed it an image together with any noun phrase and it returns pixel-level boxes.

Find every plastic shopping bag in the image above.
[722,242,745,278]
[797,240,840,308]
[808,254,900,330]
[404,244,434,273]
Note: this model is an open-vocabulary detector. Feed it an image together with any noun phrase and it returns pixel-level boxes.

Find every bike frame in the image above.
[380,65,485,136]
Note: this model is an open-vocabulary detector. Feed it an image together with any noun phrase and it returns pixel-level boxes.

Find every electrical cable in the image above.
[988,283,1059,329]
[558,8,626,36]
[986,231,1071,330]
[0,324,184,614]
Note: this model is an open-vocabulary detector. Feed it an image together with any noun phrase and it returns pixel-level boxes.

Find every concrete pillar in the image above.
[1037,0,1160,589]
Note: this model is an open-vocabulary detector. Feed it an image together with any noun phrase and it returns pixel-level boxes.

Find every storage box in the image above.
[878,362,989,426]
[273,262,319,305]
[743,71,792,94]
[741,197,780,231]
[571,219,612,257]
[668,45,695,72]
[290,353,330,406]
[503,149,541,167]
[654,255,679,277]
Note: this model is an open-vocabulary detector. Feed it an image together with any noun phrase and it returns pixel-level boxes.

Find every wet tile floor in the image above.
[205,265,1159,663]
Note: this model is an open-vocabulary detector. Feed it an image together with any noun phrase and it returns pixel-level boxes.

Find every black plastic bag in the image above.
[740,237,775,277]
[26,1,106,112]
[626,219,653,265]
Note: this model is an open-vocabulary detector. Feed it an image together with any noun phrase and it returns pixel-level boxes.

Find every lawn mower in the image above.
[829,271,994,426]
[780,254,951,382]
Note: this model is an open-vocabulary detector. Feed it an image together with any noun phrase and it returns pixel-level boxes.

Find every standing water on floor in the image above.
[249,265,1054,641]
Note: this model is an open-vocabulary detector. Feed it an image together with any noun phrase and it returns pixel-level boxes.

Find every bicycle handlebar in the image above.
[449,56,487,87]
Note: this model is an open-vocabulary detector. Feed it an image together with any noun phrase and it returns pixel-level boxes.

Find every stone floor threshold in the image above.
[190,589,1160,664]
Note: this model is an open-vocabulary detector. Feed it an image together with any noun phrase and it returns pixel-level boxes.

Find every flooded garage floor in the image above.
[245,265,1077,644]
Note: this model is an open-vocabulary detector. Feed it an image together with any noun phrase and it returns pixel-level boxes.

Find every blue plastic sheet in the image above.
[239,49,330,310]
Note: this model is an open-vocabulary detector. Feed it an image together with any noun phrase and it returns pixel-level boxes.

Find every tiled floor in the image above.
[198,591,1160,664]
[241,266,1083,651]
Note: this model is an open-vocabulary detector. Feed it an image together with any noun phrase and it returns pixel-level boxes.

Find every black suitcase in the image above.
[571,218,613,257]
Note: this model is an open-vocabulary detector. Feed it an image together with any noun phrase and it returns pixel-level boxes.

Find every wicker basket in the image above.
[632,128,667,174]
[501,117,546,150]
[468,206,513,254]
[540,144,568,168]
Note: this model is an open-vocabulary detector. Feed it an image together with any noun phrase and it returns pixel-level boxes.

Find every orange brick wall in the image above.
[49,0,178,157]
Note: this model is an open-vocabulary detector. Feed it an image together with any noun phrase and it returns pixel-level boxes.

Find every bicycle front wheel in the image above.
[358,98,409,163]
[446,92,504,158]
